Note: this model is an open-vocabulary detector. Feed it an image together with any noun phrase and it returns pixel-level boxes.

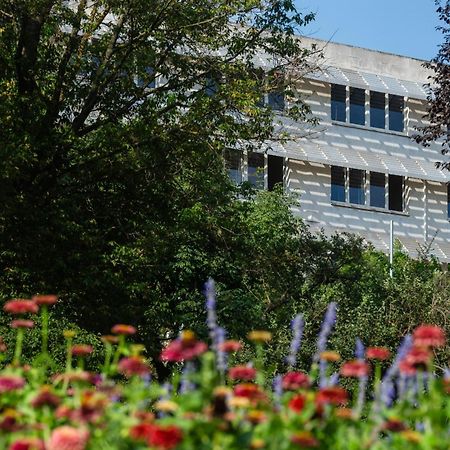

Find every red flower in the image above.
[130,423,155,441]
[399,360,417,375]
[11,319,34,329]
[160,338,207,362]
[3,299,38,315]
[404,347,431,369]
[32,295,58,306]
[228,365,257,381]
[291,431,319,447]
[366,347,391,360]
[31,387,61,408]
[282,371,310,390]
[9,437,45,450]
[146,424,183,450]
[111,324,136,335]
[413,325,446,348]
[71,345,93,357]
[233,383,264,401]
[118,356,150,378]
[383,418,407,432]
[340,360,370,378]
[316,387,348,406]
[0,375,26,393]
[218,340,242,353]
[47,426,89,450]
[288,393,306,413]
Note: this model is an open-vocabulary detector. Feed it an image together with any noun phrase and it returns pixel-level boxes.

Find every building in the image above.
[226,38,450,262]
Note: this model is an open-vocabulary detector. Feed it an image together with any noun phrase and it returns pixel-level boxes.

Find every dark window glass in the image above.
[370,172,385,208]
[268,155,284,191]
[136,67,155,88]
[331,84,346,122]
[224,149,242,184]
[447,184,450,219]
[205,75,218,97]
[350,87,365,125]
[248,152,264,189]
[389,95,404,132]
[331,166,346,202]
[370,91,385,129]
[388,175,403,211]
[268,91,285,111]
[349,168,365,204]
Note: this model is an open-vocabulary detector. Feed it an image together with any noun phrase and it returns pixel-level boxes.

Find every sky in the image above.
[297,0,442,61]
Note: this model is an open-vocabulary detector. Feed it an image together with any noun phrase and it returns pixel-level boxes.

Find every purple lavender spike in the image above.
[319,359,328,388]
[313,302,337,363]
[204,278,218,345]
[355,338,365,360]
[216,326,227,373]
[286,314,304,367]
[328,372,340,386]
[180,362,195,394]
[273,375,283,409]
[354,375,368,416]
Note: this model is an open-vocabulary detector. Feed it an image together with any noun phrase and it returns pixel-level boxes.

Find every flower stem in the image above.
[41,305,49,354]
[13,328,24,365]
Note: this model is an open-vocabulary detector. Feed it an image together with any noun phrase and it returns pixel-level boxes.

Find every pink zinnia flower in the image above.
[315,387,348,406]
[0,375,26,393]
[3,299,38,315]
[71,345,93,357]
[404,347,431,369]
[366,347,391,360]
[32,295,58,306]
[146,424,183,450]
[9,437,45,450]
[11,319,34,329]
[160,334,207,362]
[111,324,136,335]
[340,360,370,378]
[228,365,257,381]
[47,426,89,450]
[282,371,310,390]
[218,340,242,353]
[118,356,150,378]
[413,325,446,348]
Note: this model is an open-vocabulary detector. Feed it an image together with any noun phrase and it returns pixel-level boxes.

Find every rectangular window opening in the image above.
[248,152,265,189]
[350,87,365,126]
[268,155,284,191]
[370,172,385,208]
[389,95,404,132]
[388,174,404,211]
[331,166,346,202]
[370,91,385,129]
[349,168,365,205]
[224,149,242,185]
[331,84,346,122]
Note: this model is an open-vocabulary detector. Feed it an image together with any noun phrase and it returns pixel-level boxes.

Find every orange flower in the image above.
[71,345,93,357]
[291,431,319,447]
[218,340,242,353]
[3,299,38,315]
[320,351,341,362]
[383,418,407,432]
[246,410,267,424]
[366,347,391,360]
[248,331,272,343]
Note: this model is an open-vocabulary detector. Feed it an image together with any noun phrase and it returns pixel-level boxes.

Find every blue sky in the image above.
[297,0,442,60]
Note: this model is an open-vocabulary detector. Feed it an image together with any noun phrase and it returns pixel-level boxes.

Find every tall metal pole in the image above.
[389,220,394,278]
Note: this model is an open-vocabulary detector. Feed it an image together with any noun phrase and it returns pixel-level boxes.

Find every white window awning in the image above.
[265,140,450,183]
[305,66,430,100]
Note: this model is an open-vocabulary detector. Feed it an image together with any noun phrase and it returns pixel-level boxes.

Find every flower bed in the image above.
[0,283,449,449]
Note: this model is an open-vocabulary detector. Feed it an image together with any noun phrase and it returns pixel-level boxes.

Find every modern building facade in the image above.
[226,38,450,262]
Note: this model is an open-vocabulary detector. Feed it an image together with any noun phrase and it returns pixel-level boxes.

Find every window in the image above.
[370,172,385,208]
[349,168,365,204]
[268,91,285,111]
[224,149,242,184]
[331,167,404,212]
[370,91,385,129]
[350,87,365,125]
[331,84,346,122]
[331,166,346,202]
[268,155,284,191]
[248,152,265,189]
[389,95,404,132]
[388,174,404,211]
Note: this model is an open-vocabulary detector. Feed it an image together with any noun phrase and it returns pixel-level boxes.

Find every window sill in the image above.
[331,121,408,137]
[331,201,409,216]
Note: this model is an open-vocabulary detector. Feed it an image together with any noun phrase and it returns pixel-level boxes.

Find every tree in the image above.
[415,0,450,167]
[0,1,321,375]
